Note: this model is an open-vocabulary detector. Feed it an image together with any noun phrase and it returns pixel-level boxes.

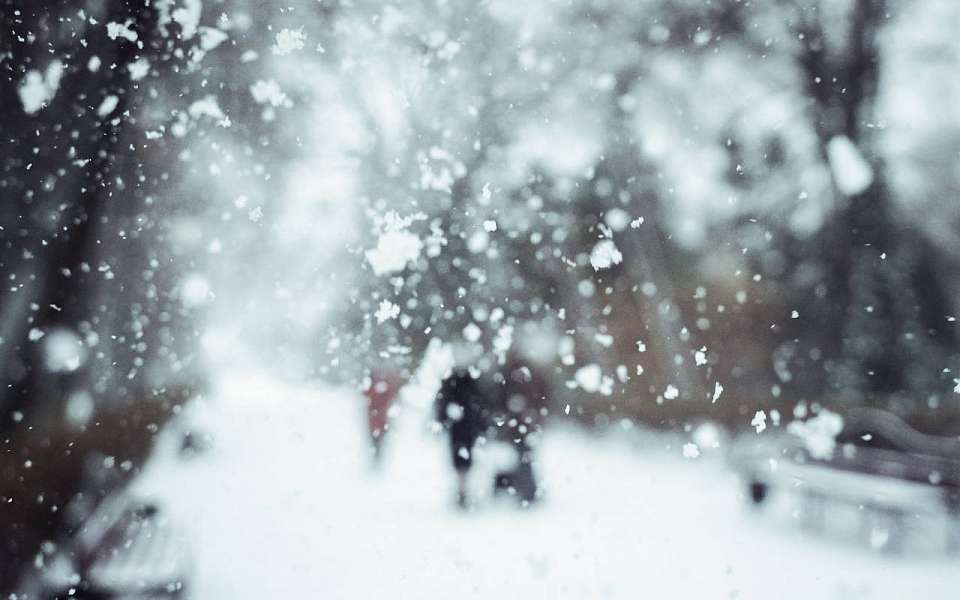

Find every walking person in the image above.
[435,367,492,508]
[435,352,549,508]
[490,353,549,505]
[364,367,403,465]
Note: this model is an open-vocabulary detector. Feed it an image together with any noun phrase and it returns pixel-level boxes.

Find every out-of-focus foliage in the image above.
[319,0,960,425]
[1,0,219,592]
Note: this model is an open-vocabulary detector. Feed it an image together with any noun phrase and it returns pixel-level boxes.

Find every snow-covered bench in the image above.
[37,492,190,598]
[731,412,960,553]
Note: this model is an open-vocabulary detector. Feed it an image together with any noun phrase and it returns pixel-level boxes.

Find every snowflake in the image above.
[589,239,622,270]
[273,28,306,55]
[374,300,400,324]
[712,381,724,403]
[694,347,708,366]
[751,410,767,434]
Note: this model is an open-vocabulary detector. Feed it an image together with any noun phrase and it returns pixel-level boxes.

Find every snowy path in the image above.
[137,372,960,599]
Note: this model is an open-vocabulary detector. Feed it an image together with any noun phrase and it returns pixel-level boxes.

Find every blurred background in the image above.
[2,0,960,598]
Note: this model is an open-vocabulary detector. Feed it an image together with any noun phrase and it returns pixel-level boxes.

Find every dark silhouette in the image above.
[491,355,550,504]
[435,368,490,507]
[435,355,549,508]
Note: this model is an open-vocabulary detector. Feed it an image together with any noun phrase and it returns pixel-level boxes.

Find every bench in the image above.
[37,492,189,598]
[731,412,960,553]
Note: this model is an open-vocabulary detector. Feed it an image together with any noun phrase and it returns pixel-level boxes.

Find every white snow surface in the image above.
[136,371,960,599]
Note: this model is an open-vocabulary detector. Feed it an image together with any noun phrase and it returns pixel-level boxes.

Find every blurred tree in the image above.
[0,0,217,592]
[771,0,960,406]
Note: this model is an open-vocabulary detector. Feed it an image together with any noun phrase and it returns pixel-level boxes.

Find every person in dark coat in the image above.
[435,367,492,507]
[435,354,549,508]
[489,354,549,504]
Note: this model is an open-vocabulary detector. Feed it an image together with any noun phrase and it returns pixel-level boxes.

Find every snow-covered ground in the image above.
[136,371,960,599]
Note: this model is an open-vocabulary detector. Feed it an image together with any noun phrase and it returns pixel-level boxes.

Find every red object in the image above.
[365,369,402,439]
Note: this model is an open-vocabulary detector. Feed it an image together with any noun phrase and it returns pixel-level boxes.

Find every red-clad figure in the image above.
[364,368,404,464]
